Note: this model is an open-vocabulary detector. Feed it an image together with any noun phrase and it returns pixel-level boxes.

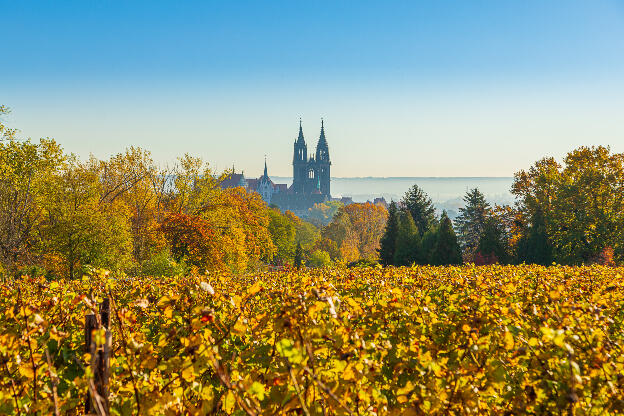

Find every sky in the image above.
[2,0,624,177]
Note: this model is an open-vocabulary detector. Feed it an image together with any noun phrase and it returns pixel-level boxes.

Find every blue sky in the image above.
[3,1,624,176]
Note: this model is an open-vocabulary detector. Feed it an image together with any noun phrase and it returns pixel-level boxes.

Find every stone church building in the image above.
[221,120,331,212]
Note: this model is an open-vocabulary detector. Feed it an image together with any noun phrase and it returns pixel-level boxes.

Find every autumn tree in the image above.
[319,203,388,263]
[0,138,65,273]
[305,200,343,227]
[513,146,624,264]
[38,159,133,278]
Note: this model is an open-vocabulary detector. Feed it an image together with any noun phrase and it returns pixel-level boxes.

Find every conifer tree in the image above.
[431,211,462,265]
[516,209,553,265]
[420,228,438,265]
[401,184,437,235]
[378,201,399,266]
[476,216,508,264]
[393,211,421,266]
[455,188,490,260]
[294,243,303,268]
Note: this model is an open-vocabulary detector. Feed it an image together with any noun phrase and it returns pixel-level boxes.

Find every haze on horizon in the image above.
[3,0,624,177]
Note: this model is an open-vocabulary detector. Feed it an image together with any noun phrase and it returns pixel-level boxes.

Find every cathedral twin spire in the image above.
[295,118,330,162]
[292,118,331,197]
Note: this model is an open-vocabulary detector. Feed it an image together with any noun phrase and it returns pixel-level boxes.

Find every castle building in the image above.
[221,119,331,212]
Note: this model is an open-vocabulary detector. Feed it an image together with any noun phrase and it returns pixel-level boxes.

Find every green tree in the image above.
[455,188,490,261]
[420,228,438,265]
[393,211,421,266]
[475,216,509,264]
[305,200,343,227]
[267,208,297,265]
[39,160,133,278]
[431,211,462,265]
[512,146,624,264]
[0,138,65,273]
[308,250,331,267]
[378,201,399,266]
[293,243,303,268]
[401,184,437,235]
[516,209,553,265]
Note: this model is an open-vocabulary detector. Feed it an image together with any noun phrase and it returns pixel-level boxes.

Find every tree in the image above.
[475,216,509,265]
[267,208,296,265]
[160,213,225,271]
[516,209,553,265]
[305,201,343,227]
[378,201,399,266]
[0,105,17,142]
[393,211,421,266]
[320,203,388,263]
[308,250,331,267]
[0,138,65,273]
[401,184,437,235]
[294,243,303,268]
[431,211,462,265]
[420,228,438,265]
[38,159,133,278]
[512,146,624,264]
[455,188,490,261]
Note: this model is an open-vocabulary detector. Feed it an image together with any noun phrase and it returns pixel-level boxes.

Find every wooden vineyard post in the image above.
[85,298,112,415]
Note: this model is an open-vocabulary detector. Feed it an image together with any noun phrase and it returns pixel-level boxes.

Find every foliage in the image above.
[454,188,490,261]
[139,250,187,277]
[319,203,388,263]
[401,184,437,235]
[267,208,297,265]
[476,216,509,265]
[431,211,462,266]
[307,250,332,267]
[0,138,65,272]
[293,243,303,268]
[305,200,343,227]
[512,146,624,265]
[2,265,624,415]
[378,201,399,266]
[393,211,421,266]
[37,159,134,279]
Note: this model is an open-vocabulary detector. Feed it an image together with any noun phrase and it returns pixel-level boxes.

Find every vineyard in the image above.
[1,265,624,415]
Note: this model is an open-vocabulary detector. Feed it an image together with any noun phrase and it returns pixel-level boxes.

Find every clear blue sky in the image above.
[3,0,624,177]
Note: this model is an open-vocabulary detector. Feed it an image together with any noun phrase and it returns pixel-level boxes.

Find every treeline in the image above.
[2,105,622,274]
[0,106,395,278]
[380,146,624,266]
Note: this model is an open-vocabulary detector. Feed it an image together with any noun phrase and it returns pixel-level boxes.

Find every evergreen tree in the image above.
[420,228,438,265]
[476,216,508,264]
[431,211,462,265]
[401,184,437,235]
[393,211,421,266]
[516,209,553,265]
[378,201,399,266]
[455,188,490,261]
[294,243,303,268]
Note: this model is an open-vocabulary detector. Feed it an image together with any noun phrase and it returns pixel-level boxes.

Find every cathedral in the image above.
[291,119,331,197]
[221,119,332,213]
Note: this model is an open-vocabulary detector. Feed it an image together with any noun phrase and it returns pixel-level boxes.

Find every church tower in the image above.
[315,119,331,197]
[292,119,308,194]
